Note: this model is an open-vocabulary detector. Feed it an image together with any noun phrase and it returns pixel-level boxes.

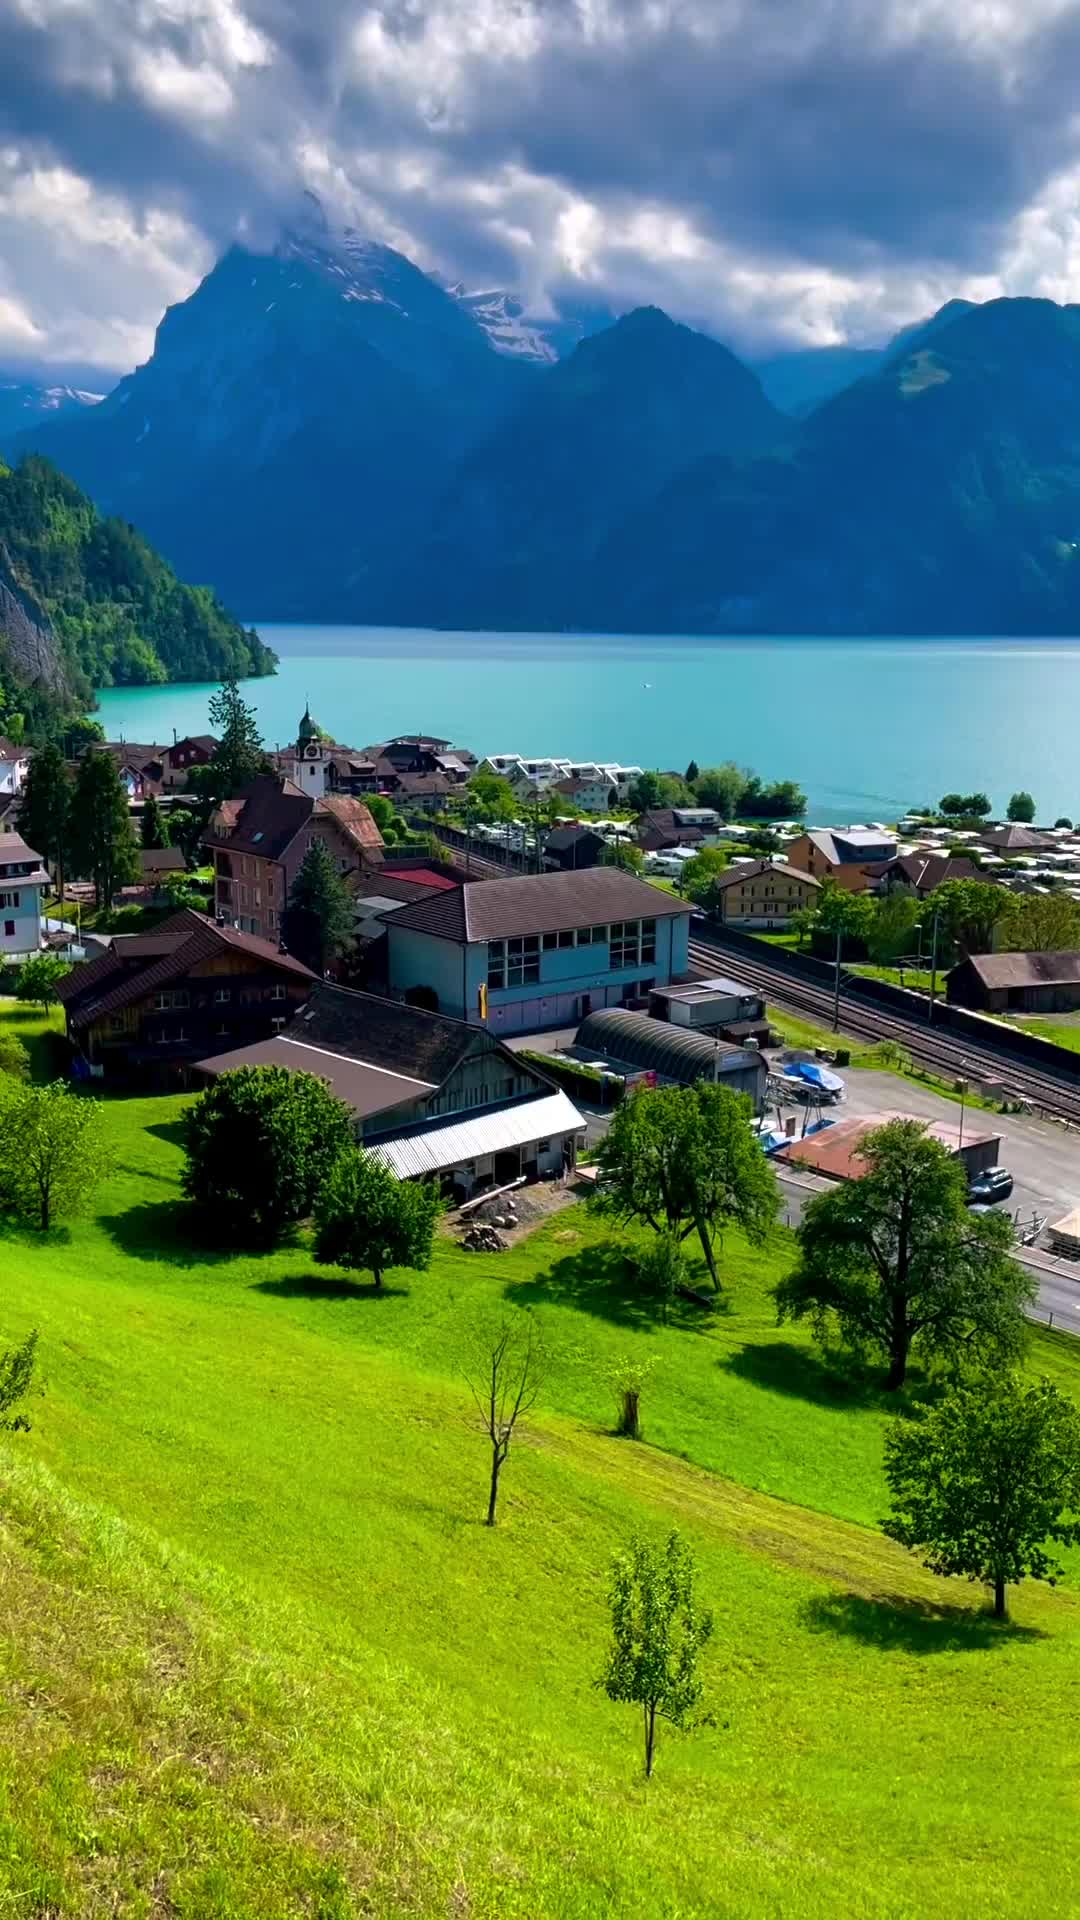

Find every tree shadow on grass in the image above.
[98,1200,247,1267]
[722,1342,903,1413]
[145,1121,189,1150]
[505,1243,713,1331]
[253,1273,409,1301]
[803,1591,1045,1653]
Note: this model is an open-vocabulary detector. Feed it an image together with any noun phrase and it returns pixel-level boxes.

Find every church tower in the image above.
[292,703,328,797]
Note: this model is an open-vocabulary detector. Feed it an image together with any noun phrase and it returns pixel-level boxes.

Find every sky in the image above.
[5,0,1080,379]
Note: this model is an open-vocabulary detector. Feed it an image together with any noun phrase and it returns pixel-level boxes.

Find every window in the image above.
[2,921,13,938]
[174,1027,188,1044]
[488,936,539,987]
[487,941,506,989]
[542,932,558,951]
[0,891,19,909]
[641,918,656,964]
[213,987,231,1005]
[536,1140,551,1154]
[591,925,608,945]
[152,989,189,1011]
[270,983,287,1001]
[271,1017,286,1032]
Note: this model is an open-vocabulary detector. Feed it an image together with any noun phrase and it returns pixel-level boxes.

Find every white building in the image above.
[0,738,30,797]
[0,831,48,960]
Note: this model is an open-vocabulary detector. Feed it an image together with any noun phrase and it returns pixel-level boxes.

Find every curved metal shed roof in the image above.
[576,1009,760,1082]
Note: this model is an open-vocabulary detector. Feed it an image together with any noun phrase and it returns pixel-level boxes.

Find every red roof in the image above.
[779,1111,998,1180]
[381,865,457,892]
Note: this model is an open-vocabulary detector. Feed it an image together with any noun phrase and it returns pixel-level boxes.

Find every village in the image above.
[4,702,1080,1282]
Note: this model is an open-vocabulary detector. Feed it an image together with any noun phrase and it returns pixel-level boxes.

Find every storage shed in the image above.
[946,951,1080,1014]
[574,1008,767,1108]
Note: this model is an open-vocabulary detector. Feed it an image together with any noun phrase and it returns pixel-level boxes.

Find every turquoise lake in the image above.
[94,626,1080,825]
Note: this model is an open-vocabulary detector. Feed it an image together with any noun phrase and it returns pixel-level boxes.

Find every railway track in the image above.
[687,930,1080,1126]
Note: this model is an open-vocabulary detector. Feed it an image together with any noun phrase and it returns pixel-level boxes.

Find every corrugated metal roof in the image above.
[368,1090,583,1179]
[576,1008,763,1082]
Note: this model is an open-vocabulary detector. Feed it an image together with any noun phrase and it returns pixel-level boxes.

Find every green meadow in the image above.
[1,1004,1079,1917]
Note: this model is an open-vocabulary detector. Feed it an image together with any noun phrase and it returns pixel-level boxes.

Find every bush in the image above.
[181,1066,354,1246]
[0,1031,29,1080]
[635,1232,690,1321]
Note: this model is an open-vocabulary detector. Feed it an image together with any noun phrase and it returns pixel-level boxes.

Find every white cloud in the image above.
[5,0,1080,371]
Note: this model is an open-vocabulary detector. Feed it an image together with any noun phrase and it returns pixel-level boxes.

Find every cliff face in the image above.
[0,547,69,696]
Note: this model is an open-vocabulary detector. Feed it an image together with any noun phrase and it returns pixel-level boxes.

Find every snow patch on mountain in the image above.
[449,289,559,362]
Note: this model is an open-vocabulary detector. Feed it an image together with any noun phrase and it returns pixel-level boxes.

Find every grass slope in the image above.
[2,1013,1079,1915]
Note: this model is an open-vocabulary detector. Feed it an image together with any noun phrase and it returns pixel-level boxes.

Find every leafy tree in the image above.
[70,750,138,908]
[314,1146,439,1290]
[866,892,922,965]
[926,878,1013,957]
[939,792,990,817]
[596,1083,778,1291]
[283,839,355,974]
[140,793,170,849]
[775,1119,1032,1389]
[1007,791,1036,823]
[0,1083,109,1231]
[365,793,398,834]
[597,1530,713,1779]
[165,807,200,864]
[0,1329,38,1433]
[466,771,517,823]
[684,759,699,785]
[1002,892,1080,954]
[883,1376,1080,1619]
[628,771,693,812]
[17,739,72,896]
[0,1032,29,1080]
[790,905,818,948]
[16,952,71,1015]
[207,678,266,799]
[679,846,729,905]
[466,1322,542,1524]
[692,763,745,819]
[600,839,645,873]
[742,776,807,818]
[814,879,877,944]
[62,716,106,758]
[181,1066,353,1246]
[1054,817,1073,830]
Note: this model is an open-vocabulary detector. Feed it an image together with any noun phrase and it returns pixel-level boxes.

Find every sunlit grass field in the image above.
[1,1005,1079,1916]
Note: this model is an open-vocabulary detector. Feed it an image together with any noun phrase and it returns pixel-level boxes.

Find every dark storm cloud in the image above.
[4,0,1080,368]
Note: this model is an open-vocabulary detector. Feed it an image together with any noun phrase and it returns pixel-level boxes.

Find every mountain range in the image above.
[9,207,1080,637]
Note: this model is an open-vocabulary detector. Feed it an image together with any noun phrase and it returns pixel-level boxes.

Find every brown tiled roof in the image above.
[708,859,821,893]
[137,846,187,874]
[979,824,1057,852]
[195,1033,434,1119]
[885,853,981,890]
[382,867,688,944]
[208,776,314,861]
[56,908,315,1029]
[318,794,384,852]
[169,735,217,755]
[291,982,481,1082]
[546,824,605,853]
[393,772,453,796]
[959,951,1080,989]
